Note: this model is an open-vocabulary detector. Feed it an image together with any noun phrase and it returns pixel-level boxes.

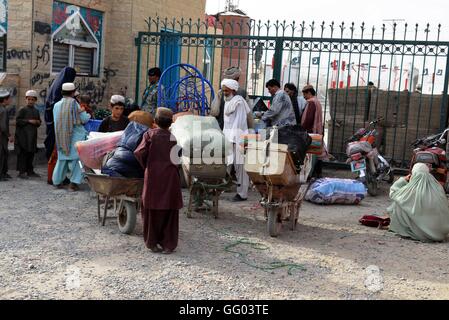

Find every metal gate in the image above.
[135,17,449,168]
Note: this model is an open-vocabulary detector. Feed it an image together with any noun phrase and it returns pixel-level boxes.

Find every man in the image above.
[301,85,325,178]
[141,67,162,116]
[53,83,91,191]
[99,95,130,133]
[262,79,296,128]
[15,90,42,179]
[0,89,13,181]
[284,83,307,125]
[211,67,254,130]
[134,108,183,254]
[221,79,251,202]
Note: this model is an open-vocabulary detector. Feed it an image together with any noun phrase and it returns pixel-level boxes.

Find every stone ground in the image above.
[0,166,448,300]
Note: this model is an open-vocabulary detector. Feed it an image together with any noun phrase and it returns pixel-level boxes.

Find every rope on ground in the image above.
[224,238,307,276]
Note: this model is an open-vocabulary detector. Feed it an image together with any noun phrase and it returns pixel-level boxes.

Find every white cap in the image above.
[111,95,126,105]
[62,83,76,91]
[0,88,10,98]
[26,90,38,98]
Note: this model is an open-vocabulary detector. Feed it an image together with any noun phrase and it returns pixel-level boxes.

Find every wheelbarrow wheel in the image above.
[118,201,137,235]
[267,207,282,238]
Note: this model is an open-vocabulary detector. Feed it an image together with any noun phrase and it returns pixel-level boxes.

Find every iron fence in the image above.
[135,17,449,168]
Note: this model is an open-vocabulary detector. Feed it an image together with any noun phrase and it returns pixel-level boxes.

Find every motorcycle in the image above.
[410,128,449,191]
[345,118,395,196]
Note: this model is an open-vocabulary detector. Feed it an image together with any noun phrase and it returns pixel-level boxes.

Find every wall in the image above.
[1,0,207,144]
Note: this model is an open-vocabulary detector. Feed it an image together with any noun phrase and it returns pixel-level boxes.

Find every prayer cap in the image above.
[62,83,76,91]
[223,67,241,80]
[111,95,126,105]
[0,88,10,98]
[221,79,239,91]
[26,90,38,98]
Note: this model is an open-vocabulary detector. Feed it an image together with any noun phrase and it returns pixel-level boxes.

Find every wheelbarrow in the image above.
[81,165,144,235]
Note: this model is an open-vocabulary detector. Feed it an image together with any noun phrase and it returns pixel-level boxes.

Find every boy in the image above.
[99,95,129,133]
[134,108,183,254]
[0,88,13,181]
[15,90,42,179]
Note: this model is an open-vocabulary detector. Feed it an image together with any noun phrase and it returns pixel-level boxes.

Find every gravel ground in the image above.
[1,166,449,300]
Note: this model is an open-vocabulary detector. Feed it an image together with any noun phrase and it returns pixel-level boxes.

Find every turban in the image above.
[223,67,242,80]
[221,79,239,92]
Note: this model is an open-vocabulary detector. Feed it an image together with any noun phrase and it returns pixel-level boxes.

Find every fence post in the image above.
[440,51,449,131]
[272,39,284,82]
[135,33,143,106]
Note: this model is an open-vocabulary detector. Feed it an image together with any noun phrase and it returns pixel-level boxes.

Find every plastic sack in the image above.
[171,116,231,161]
[101,122,149,178]
[305,178,367,205]
[76,131,123,169]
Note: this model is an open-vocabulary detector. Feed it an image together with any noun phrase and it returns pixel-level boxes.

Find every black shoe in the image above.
[232,194,248,202]
[18,173,29,180]
[28,172,41,178]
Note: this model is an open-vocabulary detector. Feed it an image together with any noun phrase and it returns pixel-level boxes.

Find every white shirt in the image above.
[223,95,250,144]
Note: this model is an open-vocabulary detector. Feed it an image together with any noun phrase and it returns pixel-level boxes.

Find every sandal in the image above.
[149,246,163,253]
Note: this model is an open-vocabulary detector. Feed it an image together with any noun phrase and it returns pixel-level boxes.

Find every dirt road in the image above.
[1,167,448,300]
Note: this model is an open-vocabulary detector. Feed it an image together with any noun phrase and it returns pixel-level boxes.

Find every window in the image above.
[51,11,99,76]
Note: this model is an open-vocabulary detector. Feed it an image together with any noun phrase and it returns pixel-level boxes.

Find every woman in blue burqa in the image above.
[44,67,77,184]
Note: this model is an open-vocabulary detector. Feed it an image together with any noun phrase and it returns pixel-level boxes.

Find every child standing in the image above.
[99,95,130,133]
[15,90,42,179]
[134,108,183,254]
[0,88,12,181]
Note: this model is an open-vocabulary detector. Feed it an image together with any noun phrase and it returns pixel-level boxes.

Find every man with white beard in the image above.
[221,79,251,202]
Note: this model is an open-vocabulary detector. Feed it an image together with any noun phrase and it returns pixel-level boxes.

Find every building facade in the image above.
[0,0,206,142]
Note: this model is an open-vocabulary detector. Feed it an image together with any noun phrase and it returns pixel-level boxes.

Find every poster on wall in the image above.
[52,0,103,44]
[0,0,8,36]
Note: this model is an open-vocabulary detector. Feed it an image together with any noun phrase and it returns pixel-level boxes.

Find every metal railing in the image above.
[135,17,449,168]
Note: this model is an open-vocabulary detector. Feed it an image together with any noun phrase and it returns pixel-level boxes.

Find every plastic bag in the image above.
[305,178,367,205]
[76,131,123,169]
[171,116,231,161]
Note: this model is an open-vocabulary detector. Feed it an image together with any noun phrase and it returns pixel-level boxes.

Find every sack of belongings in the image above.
[101,122,149,178]
[171,115,231,162]
[76,131,123,169]
[265,125,312,169]
[305,178,367,205]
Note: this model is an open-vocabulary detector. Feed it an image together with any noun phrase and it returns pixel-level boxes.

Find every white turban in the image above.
[221,79,239,92]
[223,67,242,80]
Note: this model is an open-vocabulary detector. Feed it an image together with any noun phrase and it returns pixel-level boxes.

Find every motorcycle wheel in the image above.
[366,171,379,197]
[387,170,395,184]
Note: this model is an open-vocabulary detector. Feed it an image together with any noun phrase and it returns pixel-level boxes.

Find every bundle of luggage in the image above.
[305,178,367,205]
[171,115,231,163]
[264,125,312,172]
[77,112,153,178]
